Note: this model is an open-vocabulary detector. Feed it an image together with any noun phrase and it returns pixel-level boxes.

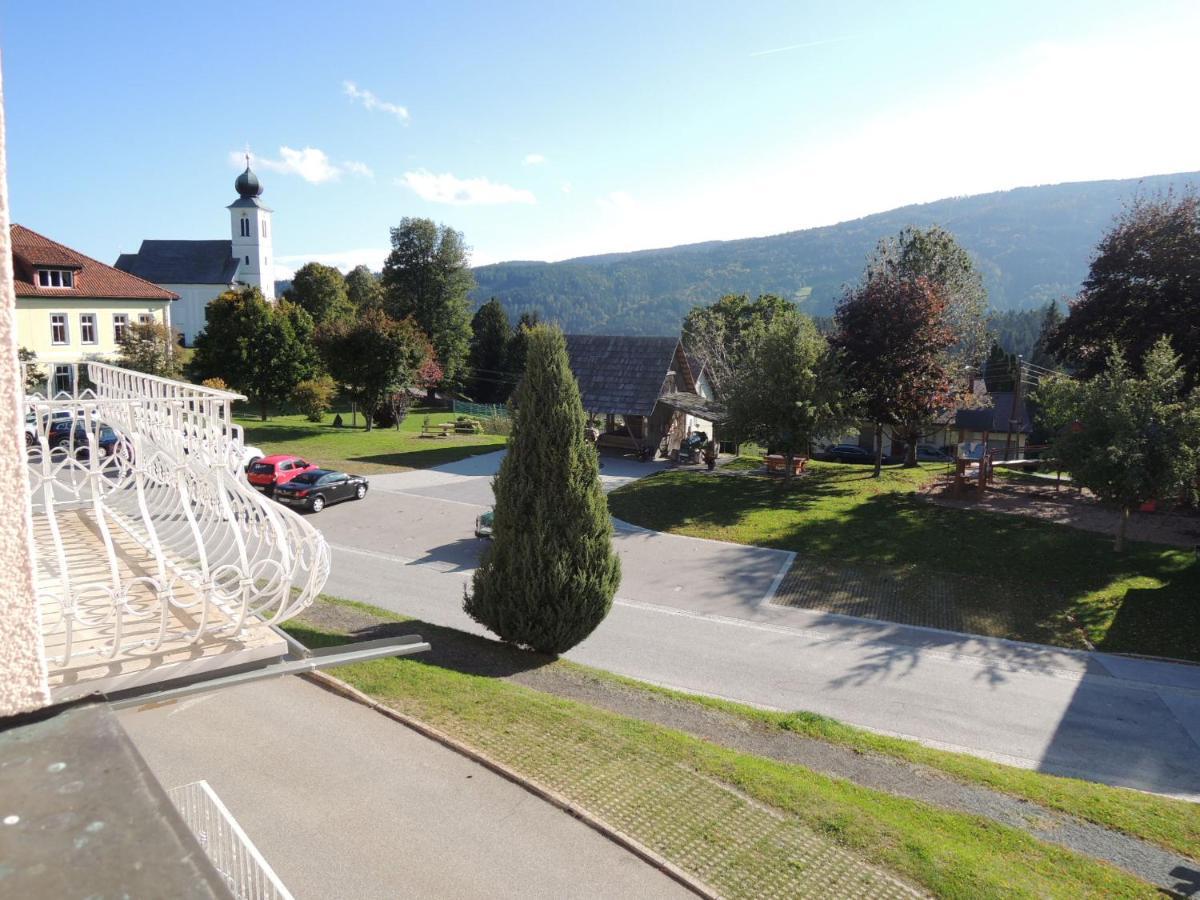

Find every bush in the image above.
[482,413,512,436]
[291,376,336,423]
[372,391,413,430]
[201,377,229,391]
[465,325,619,654]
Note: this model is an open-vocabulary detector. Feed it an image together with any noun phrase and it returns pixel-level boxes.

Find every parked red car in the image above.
[246,454,318,496]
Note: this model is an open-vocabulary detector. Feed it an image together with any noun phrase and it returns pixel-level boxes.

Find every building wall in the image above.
[14,296,170,363]
[230,206,274,301]
[164,283,227,345]
[0,65,51,715]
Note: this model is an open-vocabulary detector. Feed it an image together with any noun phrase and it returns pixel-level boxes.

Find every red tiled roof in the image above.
[10,224,177,301]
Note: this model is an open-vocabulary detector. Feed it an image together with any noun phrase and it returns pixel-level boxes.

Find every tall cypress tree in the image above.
[465,325,620,654]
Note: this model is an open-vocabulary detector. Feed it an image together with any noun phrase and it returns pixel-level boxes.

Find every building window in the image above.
[53,365,72,395]
[261,219,268,237]
[113,313,129,343]
[80,313,97,344]
[138,313,154,325]
[245,255,250,265]
[240,217,250,237]
[50,313,68,345]
[37,269,75,288]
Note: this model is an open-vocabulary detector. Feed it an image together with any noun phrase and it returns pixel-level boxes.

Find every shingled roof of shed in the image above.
[565,334,687,416]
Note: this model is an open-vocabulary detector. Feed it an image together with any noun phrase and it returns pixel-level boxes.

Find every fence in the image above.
[452,399,509,418]
[168,780,294,900]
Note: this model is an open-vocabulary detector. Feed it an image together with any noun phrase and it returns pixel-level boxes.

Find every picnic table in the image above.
[765,454,808,476]
[420,422,455,438]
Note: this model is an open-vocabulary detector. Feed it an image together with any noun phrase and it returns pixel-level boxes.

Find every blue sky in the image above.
[4,1,1199,278]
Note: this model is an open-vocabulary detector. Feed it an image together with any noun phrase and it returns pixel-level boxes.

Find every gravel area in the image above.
[293,601,1200,896]
[920,477,1200,548]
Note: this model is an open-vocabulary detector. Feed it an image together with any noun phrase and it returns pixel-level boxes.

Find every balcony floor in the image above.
[34,508,286,702]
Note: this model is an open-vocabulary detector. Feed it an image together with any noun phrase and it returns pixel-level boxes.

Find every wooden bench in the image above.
[765,454,808,475]
[420,422,455,439]
[454,420,482,434]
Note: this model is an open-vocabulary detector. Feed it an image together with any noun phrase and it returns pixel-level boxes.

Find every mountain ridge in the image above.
[469,170,1200,335]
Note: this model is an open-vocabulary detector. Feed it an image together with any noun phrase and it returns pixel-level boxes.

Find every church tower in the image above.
[228,157,275,300]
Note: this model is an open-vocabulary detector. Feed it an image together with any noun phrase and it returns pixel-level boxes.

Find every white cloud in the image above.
[523,153,546,165]
[398,169,536,205]
[249,147,341,184]
[560,181,573,194]
[230,148,377,185]
[343,80,410,122]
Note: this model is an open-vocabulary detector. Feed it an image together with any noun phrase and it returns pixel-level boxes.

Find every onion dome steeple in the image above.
[234,154,263,199]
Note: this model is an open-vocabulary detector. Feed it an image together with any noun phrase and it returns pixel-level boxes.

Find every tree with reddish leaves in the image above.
[833,272,956,474]
[1049,190,1200,388]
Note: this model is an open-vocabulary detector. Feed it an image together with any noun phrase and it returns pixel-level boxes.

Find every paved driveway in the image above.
[324,450,793,613]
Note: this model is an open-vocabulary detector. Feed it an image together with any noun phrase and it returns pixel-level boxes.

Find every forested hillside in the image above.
[470,171,1199,335]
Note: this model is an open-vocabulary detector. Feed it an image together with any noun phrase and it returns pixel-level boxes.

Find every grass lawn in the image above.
[285,597,1166,899]
[607,459,1200,660]
[234,408,506,475]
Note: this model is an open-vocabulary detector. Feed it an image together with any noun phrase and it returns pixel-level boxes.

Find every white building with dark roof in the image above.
[115,160,275,344]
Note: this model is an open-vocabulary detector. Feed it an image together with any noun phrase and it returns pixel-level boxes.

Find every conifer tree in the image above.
[465,325,620,654]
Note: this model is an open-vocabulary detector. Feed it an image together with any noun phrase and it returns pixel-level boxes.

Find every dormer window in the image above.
[37,268,75,288]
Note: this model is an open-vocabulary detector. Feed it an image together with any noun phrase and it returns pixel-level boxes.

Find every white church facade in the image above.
[115,160,276,344]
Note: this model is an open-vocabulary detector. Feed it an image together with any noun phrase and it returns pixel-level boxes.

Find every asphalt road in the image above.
[121,677,692,900]
[312,452,1200,800]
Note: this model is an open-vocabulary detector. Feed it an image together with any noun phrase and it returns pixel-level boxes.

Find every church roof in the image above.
[114,240,240,286]
[11,225,177,300]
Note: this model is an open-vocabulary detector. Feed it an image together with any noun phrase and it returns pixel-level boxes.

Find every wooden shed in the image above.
[564,335,721,458]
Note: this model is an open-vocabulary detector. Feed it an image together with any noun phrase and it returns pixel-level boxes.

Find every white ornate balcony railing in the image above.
[22,361,330,674]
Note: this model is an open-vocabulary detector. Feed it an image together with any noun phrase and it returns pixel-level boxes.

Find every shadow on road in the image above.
[287,606,557,679]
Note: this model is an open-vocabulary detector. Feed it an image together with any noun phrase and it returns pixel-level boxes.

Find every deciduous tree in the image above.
[683,293,797,397]
[1049,191,1200,387]
[117,321,183,380]
[190,287,319,420]
[345,264,384,310]
[465,325,620,654]
[868,226,988,372]
[833,273,955,473]
[381,218,475,391]
[724,310,854,480]
[316,307,427,431]
[1035,338,1200,551]
[285,262,353,325]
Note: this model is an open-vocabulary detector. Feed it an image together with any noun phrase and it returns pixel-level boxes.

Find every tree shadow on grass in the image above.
[607,465,859,535]
[286,615,556,679]
[349,443,504,471]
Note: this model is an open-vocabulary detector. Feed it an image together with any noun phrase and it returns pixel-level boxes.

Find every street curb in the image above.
[300,670,721,900]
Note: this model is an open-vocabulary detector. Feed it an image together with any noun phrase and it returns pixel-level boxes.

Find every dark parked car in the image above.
[273,468,368,512]
[47,422,123,460]
[824,443,872,462]
[915,444,953,462]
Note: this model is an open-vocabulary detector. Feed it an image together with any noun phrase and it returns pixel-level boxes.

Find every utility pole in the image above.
[1003,355,1023,463]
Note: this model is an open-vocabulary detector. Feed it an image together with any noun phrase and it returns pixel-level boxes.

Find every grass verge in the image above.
[581,665,1200,859]
[284,598,1165,898]
[234,408,506,474]
[607,458,1200,659]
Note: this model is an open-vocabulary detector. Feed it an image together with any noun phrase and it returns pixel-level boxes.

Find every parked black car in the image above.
[273,468,368,512]
[47,421,124,460]
[824,444,872,462]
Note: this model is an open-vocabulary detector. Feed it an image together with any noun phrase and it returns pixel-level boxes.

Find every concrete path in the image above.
[120,676,692,900]
[316,451,1200,800]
